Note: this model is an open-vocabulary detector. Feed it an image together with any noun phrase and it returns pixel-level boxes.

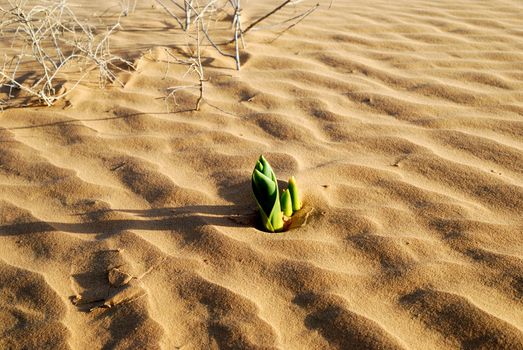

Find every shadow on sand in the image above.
[0,204,259,238]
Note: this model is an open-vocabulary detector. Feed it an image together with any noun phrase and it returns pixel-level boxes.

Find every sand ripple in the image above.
[1,0,522,348]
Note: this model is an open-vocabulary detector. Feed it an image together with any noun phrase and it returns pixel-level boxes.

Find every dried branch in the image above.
[241,0,292,36]
[0,0,133,108]
[232,0,241,70]
[163,2,211,111]
[153,0,184,29]
[269,3,319,43]
[119,0,137,16]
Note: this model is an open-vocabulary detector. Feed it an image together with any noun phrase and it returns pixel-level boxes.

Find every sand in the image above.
[1,0,522,348]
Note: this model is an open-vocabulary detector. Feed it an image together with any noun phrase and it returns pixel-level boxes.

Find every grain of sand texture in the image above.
[1,0,523,349]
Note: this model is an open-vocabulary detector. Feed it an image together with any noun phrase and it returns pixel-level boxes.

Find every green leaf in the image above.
[288,176,302,212]
[252,169,276,215]
[281,189,293,217]
[259,155,274,178]
[255,160,263,173]
[252,155,283,232]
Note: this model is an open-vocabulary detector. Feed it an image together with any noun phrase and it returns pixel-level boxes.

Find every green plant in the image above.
[288,176,302,212]
[251,155,302,232]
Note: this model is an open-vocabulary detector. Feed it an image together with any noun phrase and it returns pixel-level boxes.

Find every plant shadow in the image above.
[0,203,259,239]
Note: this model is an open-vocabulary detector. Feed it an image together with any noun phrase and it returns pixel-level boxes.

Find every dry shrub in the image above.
[0,0,133,108]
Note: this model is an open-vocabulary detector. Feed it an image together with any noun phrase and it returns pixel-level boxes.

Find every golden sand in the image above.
[1,0,522,348]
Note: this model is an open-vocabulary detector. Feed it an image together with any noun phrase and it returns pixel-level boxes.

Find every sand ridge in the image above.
[1,0,523,349]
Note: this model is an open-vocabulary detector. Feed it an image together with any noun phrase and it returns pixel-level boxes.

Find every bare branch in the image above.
[269,3,319,42]
[0,0,132,108]
[242,0,291,36]
[153,0,184,29]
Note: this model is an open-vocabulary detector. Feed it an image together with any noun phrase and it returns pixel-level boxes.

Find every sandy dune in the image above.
[1,0,523,348]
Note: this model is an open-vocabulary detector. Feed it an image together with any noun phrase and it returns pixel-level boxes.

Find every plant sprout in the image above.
[251,155,302,232]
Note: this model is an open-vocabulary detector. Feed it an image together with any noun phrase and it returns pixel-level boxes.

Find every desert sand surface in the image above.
[1,0,523,349]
